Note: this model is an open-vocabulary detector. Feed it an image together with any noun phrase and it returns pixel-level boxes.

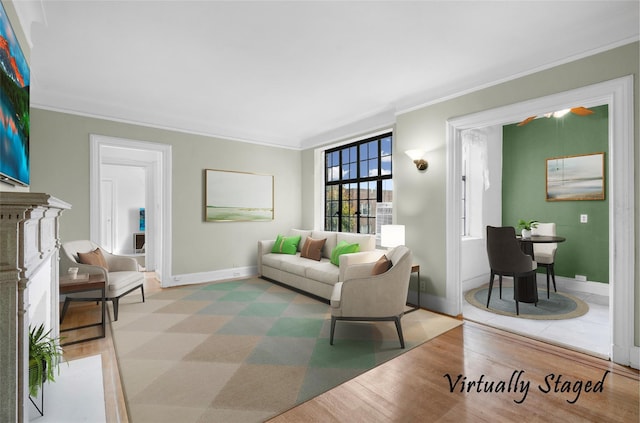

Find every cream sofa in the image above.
[258,229,384,300]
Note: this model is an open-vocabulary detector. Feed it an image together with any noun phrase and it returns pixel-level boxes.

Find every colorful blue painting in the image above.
[139,208,145,231]
[0,4,30,186]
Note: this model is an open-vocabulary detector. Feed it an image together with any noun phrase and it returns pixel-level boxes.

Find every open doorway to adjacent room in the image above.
[89,135,172,286]
[445,76,635,367]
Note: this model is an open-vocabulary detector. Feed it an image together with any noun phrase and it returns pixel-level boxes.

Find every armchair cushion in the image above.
[371,255,391,275]
[77,248,109,270]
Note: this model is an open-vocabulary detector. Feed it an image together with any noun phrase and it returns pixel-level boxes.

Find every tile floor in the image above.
[463,280,610,359]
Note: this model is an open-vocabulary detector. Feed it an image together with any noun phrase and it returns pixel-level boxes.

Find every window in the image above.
[461,129,486,238]
[324,133,392,233]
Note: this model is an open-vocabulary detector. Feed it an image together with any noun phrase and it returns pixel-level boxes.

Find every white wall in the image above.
[102,164,145,254]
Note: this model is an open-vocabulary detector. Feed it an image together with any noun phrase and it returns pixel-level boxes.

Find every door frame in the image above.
[89,135,172,285]
[445,76,636,367]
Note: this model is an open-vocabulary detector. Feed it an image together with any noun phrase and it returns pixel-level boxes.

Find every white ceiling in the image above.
[14,1,640,149]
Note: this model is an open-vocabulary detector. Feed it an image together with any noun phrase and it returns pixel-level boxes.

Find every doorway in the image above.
[89,135,172,286]
[445,76,635,367]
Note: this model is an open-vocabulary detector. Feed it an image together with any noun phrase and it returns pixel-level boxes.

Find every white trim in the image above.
[165,266,257,288]
[89,135,173,287]
[446,76,635,368]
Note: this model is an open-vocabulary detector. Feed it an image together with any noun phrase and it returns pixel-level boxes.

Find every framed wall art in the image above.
[546,152,605,201]
[205,169,274,221]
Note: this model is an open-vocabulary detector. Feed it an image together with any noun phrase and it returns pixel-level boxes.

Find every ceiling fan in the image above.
[517,106,594,126]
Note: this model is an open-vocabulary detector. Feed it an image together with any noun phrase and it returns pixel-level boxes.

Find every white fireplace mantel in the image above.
[0,192,71,423]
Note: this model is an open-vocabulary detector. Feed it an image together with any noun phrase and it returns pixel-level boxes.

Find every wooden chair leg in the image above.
[394,316,405,349]
[140,284,145,302]
[499,275,503,299]
[546,265,551,298]
[550,264,557,293]
[486,271,495,308]
[329,316,337,345]
[60,297,72,323]
[112,298,120,321]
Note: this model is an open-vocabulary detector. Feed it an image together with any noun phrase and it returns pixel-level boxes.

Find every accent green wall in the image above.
[502,105,609,283]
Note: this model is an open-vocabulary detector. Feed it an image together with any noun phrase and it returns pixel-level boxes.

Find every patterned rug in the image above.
[465,284,589,320]
[111,278,462,422]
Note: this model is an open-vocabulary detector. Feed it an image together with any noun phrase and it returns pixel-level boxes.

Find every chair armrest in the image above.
[338,250,385,281]
[102,252,139,272]
[72,263,108,279]
[338,272,405,317]
[342,262,376,281]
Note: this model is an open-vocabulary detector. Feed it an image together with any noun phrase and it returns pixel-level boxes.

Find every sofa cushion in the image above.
[371,255,392,275]
[300,237,326,261]
[330,240,360,266]
[305,261,340,285]
[279,256,309,278]
[271,234,301,255]
[289,229,312,252]
[78,248,109,270]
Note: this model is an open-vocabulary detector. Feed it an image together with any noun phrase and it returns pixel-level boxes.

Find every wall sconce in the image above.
[405,149,428,171]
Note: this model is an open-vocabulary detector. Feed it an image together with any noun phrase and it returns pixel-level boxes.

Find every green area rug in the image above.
[111,278,462,423]
[465,285,589,320]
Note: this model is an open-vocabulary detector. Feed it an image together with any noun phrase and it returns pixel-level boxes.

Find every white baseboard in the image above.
[164,265,257,288]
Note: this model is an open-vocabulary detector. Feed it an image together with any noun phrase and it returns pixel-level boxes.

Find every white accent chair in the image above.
[532,222,558,298]
[60,240,145,321]
[330,245,412,348]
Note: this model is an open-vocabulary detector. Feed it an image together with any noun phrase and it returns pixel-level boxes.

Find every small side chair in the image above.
[60,240,145,321]
[532,222,558,298]
[485,226,538,315]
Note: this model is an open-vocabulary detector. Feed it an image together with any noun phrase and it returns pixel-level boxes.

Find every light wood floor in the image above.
[61,275,639,423]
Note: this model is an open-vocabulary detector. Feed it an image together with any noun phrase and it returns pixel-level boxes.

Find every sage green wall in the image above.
[29,109,302,275]
[502,105,609,283]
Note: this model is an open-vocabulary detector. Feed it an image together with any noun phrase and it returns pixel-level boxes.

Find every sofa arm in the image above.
[257,239,276,275]
[258,239,276,256]
[338,250,385,281]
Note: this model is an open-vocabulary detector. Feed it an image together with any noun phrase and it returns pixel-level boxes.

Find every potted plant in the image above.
[517,219,538,239]
[28,323,63,397]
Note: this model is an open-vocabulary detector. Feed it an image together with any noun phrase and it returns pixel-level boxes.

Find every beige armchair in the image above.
[60,240,145,321]
[330,245,413,348]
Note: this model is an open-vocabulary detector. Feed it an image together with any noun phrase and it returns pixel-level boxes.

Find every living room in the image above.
[1,1,639,421]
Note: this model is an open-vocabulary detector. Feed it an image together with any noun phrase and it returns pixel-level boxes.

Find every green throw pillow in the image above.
[330,240,360,266]
[271,234,301,255]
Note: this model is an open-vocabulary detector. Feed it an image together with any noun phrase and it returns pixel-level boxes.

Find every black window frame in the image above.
[324,132,393,234]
